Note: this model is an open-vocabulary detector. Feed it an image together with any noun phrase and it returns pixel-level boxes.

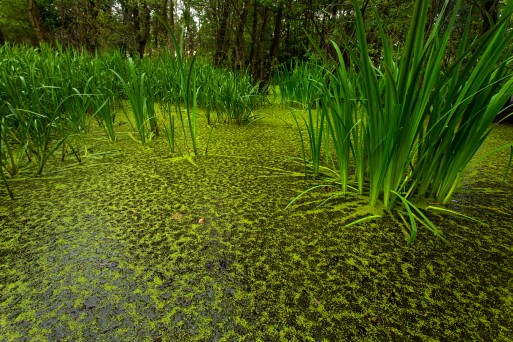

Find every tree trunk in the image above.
[264,2,284,85]
[183,0,195,54]
[323,3,339,60]
[235,0,249,71]
[130,3,140,58]
[215,2,231,66]
[162,0,168,46]
[0,26,5,44]
[248,0,259,71]
[254,6,269,83]
[138,3,151,58]
[28,0,47,43]
[161,0,176,50]
[87,0,99,52]
[169,0,175,47]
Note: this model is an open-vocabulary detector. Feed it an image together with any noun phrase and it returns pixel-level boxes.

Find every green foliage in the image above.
[290,105,326,178]
[112,58,155,144]
[0,42,263,197]
[290,0,513,240]
[0,0,34,44]
[196,62,262,125]
[275,59,325,108]
[155,18,199,155]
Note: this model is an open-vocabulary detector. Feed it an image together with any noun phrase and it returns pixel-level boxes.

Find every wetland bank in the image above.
[1,107,513,340]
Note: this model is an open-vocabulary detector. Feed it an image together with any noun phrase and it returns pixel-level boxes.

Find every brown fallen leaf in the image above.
[198,217,205,224]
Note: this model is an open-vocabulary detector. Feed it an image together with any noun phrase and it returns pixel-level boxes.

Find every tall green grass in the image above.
[0,41,263,197]
[275,59,325,107]
[291,0,513,240]
[153,21,199,155]
[354,0,513,206]
[196,64,262,124]
[112,58,156,144]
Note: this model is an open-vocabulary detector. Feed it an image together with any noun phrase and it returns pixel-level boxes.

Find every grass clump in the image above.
[0,38,264,197]
[287,0,513,240]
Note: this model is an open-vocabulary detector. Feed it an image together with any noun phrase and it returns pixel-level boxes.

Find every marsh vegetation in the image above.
[1,0,513,340]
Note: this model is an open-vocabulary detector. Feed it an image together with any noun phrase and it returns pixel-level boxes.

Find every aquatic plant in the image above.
[0,105,16,199]
[156,16,199,155]
[290,104,326,177]
[112,59,155,144]
[292,0,513,240]
[356,0,513,205]
[87,82,117,142]
[198,61,263,124]
[275,59,325,107]
[1,106,29,177]
[4,106,513,339]
[0,39,267,200]
[161,100,176,154]
[208,69,261,125]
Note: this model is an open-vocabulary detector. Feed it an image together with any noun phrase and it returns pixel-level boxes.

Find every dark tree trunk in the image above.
[169,0,175,44]
[183,0,194,54]
[235,0,249,70]
[28,0,48,43]
[323,3,340,60]
[138,3,151,58]
[0,26,5,44]
[264,2,284,85]
[254,6,269,83]
[161,0,176,50]
[215,2,231,65]
[157,0,169,49]
[169,0,175,28]
[86,0,99,53]
[268,3,283,65]
[248,0,259,72]
[131,3,140,58]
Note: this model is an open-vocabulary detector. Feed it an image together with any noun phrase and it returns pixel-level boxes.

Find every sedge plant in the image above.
[347,0,513,207]
[157,15,199,155]
[293,0,513,241]
[112,58,153,144]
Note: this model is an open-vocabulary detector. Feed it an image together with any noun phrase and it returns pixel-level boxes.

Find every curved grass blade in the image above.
[343,215,382,229]
[285,184,338,210]
[426,206,485,225]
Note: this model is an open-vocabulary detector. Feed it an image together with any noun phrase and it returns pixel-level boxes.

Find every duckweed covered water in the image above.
[1,107,513,340]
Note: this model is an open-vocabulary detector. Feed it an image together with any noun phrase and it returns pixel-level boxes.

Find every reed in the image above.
[112,58,154,144]
[291,0,513,240]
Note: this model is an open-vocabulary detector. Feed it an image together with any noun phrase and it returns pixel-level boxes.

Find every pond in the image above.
[1,107,512,340]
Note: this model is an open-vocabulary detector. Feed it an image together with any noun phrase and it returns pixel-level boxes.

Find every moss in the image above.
[1,108,513,340]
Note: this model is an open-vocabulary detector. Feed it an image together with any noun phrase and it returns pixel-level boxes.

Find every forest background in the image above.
[0,0,505,86]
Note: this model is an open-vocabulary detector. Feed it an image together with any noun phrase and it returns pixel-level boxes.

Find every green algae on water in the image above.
[1,108,513,340]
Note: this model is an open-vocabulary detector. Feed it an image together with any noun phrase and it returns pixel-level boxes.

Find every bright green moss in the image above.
[1,108,513,340]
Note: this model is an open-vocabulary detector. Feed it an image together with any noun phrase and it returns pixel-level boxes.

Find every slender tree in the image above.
[28,0,48,43]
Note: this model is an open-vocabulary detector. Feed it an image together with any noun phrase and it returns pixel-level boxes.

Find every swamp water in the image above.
[1,107,512,340]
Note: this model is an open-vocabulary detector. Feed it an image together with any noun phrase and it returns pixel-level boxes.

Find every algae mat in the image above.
[1,108,513,340]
